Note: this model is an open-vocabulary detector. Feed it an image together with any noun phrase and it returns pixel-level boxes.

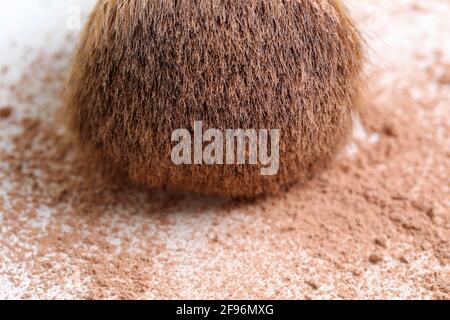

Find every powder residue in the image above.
[0,106,12,119]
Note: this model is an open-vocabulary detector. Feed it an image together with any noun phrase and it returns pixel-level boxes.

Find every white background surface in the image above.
[0,0,95,77]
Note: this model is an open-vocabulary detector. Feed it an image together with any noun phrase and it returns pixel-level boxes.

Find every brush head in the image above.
[65,0,363,198]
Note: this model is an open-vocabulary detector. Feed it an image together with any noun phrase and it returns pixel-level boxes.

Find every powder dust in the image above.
[0,0,449,299]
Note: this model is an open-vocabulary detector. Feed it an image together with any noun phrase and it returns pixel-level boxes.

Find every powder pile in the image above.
[0,0,449,299]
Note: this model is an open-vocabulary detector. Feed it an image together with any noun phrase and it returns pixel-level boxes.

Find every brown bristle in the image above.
[64,0,364,198]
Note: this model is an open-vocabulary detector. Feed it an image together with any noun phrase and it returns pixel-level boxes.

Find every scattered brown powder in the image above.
[0,0,449,299]
[0,106,12,119]
[369,255,383,265]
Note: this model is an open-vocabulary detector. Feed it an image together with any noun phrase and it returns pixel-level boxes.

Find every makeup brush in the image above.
[65,0,363,198]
